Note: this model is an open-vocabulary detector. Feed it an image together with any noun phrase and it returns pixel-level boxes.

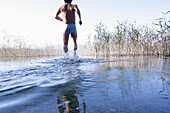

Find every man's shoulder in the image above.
[72,4,78,9]
[72,4,78,7]
[59,4,78,11]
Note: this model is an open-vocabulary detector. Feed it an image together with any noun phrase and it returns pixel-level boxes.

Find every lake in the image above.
[0,55,169,113]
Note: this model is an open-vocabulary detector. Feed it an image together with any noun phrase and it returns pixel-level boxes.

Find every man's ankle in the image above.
[63,45,68,53]
[74,44,78,51]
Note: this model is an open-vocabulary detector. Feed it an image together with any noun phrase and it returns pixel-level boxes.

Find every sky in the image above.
[0,0,170,47]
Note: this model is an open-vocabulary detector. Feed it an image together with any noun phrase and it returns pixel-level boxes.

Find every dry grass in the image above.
[0,30,63,57]
[82,20,170,57]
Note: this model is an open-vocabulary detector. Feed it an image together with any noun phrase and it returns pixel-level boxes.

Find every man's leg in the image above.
[71,33,77,51]
[63,33,69,53]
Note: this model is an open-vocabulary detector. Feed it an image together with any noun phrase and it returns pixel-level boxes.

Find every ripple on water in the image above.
[0,58,101,95]
[0,57,101,111]
[0,56,169,113]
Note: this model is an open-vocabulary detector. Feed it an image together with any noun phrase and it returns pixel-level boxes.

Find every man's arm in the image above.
[74,5,82,25]
[55,8,63,22]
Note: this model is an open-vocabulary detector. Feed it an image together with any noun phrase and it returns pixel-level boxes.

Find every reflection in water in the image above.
[56,90,86,113]
[98,56,170,99]
[78,57,169,113]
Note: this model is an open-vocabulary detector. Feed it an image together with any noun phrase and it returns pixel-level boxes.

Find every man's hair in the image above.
[64,0,72,3]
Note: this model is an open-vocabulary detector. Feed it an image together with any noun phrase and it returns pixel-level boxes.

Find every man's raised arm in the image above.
[74,5,82,25]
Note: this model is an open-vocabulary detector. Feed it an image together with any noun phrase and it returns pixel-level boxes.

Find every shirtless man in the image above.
[55,0,82,53]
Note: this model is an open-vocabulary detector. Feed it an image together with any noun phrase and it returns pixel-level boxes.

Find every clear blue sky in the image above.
[0,0,169,47]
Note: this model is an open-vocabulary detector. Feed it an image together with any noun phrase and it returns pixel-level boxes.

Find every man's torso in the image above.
[60,4,76,24]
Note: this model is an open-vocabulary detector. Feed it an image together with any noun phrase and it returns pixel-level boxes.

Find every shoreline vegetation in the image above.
[81,21,170,57]
[0,11,170,58]
[0,30,63,58]
[82,11,170,57]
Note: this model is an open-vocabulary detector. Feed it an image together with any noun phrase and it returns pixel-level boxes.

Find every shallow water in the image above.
[0,55,169,113]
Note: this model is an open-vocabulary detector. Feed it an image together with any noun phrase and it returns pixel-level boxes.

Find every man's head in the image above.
[64,0,72,3]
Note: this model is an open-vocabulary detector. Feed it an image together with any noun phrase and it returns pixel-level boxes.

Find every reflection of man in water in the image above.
[55,0,82,53]
[57,90,80,113]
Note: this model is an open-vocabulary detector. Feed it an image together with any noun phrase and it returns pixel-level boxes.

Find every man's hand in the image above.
[79,20,82,25]
[55,17,63,22]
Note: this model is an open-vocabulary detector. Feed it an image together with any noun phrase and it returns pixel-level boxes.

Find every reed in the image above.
[83,18,170,57]
[0,30,63,58]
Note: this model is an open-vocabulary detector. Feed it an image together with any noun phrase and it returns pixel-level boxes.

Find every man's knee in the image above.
[63,33,69,45]
[71,33,77,39]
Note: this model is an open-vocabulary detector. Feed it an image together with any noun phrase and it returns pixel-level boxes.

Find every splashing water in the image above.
[63,51,79,60]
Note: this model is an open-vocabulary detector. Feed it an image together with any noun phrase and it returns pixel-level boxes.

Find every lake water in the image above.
[0,55,169,113]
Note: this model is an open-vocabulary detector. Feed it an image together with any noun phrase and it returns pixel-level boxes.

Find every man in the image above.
[55,0,82,53]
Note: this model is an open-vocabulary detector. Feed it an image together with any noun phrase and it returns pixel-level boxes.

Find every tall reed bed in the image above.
[0,30,62,57]
[83,11,170,57]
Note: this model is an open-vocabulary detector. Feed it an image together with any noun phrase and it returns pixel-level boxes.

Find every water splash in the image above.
[64,51,79,60]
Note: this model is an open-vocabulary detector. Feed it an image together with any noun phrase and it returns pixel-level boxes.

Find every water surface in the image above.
[0,56,169,113]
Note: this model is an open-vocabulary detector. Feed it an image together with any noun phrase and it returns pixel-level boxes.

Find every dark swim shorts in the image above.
[64,24,77,34]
